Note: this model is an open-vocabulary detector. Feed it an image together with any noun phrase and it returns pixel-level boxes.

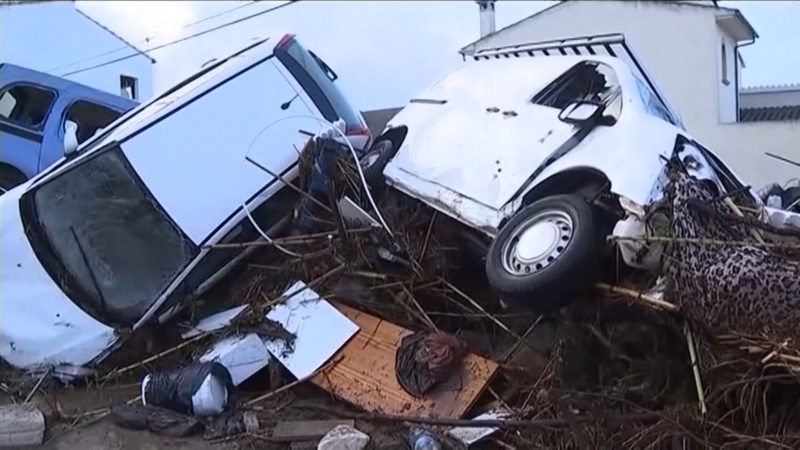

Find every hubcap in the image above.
[501,209,574,276]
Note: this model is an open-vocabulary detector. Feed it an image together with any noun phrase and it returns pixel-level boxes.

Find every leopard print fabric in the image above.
[664,168,800,339]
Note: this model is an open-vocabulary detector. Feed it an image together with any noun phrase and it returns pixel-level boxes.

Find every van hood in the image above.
[0,186,117,370]
[383,100,575,211]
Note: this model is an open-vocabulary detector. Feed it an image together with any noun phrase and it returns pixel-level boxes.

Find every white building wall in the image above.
[466,1,799,188]
[0,2,153,100]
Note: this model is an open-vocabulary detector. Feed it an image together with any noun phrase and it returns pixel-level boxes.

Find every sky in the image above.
[72,0,800,112]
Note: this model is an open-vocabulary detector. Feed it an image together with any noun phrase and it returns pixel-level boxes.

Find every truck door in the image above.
[0,79,58,189]
[40,96,125,171]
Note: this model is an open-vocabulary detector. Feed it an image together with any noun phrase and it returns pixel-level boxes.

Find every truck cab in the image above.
[0,63,138,192]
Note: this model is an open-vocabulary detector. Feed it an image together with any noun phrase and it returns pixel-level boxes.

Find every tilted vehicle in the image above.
[0,34,376,373]
[0,63,138,192]
[376,34,772,311]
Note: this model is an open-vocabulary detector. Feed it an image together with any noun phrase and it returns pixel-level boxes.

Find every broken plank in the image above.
[311,303,499,419]
[272,419,355,441]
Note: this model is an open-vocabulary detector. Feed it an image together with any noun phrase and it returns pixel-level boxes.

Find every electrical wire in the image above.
[61,0,300,77]
[48,1,262,73]
[242,115,394,258]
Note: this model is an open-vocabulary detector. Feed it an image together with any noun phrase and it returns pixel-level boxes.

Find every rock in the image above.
[0,403,45,447]
[317,425,370,450]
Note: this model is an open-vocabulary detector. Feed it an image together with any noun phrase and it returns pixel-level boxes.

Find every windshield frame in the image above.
[19,143,199,328]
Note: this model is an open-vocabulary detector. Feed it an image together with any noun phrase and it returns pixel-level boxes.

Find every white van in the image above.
[0,34,380,372]
[379,34,766,311]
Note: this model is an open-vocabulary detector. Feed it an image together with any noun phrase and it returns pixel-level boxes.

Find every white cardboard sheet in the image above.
[446,408,512,446]
[182,305,248,339]
[200,333,271,386]
[264,280,359,379]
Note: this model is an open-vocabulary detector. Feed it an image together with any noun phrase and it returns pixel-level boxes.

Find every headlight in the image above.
[618,195,646,218]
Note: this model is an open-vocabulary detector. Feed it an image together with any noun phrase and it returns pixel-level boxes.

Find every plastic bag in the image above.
[141,361,235,417]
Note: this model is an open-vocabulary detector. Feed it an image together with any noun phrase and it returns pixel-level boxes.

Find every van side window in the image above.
[0,84,56,130]
[532,62,620,110]
[65,101,123,144]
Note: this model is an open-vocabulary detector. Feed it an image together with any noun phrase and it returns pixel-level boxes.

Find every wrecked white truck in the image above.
[0,34,376,373]
[377,34,780,311]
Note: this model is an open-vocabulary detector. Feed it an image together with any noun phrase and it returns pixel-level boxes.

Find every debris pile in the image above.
[4,145,800,450]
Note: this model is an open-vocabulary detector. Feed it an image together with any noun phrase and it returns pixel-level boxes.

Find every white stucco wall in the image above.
[0,2,154,100]
[465,1,799,188]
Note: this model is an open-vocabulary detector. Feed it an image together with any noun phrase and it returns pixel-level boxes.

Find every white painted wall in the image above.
[0,2,153,100]
[465,1,799,188]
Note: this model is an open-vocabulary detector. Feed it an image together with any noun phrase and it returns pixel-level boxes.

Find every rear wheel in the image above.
[0,167,27,195]
[485,194,602,312]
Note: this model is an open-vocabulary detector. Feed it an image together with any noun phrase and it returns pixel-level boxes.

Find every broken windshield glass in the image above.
[28,147,197,326]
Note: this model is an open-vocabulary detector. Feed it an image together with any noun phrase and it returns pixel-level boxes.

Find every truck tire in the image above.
[485,194,601,312]
[0,167,27,195]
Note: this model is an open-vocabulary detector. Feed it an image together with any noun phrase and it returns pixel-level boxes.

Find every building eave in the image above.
[715,9,758,42]
[459,0,758,56]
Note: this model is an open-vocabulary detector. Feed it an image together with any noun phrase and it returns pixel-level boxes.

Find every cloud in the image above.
[76,0,197,47]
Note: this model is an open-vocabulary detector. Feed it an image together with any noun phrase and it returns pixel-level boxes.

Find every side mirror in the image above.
[558,100,603,126]
[64,120,79,156]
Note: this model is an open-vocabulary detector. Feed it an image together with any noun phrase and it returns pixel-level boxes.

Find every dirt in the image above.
[44,419,238,450]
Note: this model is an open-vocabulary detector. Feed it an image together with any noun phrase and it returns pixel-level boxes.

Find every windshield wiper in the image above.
[69,226,109,315]
[308,50,338,82]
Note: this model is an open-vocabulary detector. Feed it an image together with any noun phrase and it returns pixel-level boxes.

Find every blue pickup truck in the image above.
[0,63,138,192]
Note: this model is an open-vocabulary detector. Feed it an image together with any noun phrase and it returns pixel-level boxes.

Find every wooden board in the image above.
[311,303,499,419]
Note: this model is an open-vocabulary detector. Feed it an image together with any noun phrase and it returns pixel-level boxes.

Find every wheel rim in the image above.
[362,141,391,169]
[500,209,574,276]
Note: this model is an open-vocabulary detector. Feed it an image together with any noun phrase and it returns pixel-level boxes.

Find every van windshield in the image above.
[22,147,197,326]
[275,37,362,126]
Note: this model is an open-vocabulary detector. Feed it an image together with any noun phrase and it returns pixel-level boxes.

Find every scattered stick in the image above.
[291,402,656,428]
[204,227,371,249]
[609,235,800,250]
[400,285,438,332]
[101,333,210,382]
[245,155,333,214]
[439,278,527,343]
[594,283,679,311]
[24,368,50,403]
[722,197,766,244]
[684,323,707,416]
[245,356,343,407]
[418,211,437,261]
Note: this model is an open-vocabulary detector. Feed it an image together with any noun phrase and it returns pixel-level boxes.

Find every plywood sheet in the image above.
[311,303,499,419]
